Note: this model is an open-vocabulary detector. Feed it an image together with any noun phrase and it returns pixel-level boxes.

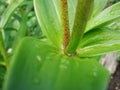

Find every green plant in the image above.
[109,0,120,3]
[0,0,42,89]
[1,0,120,90]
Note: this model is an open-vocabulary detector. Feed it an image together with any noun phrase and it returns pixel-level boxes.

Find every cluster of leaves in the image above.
[109,0,120,3]
[0,0,42,89]
[107,0,120,61]
[1,0,120,90]
[0,0,43,49]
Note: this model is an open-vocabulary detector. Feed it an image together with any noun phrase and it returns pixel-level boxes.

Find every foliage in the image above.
[0,0,120,90]
[0,65,6,90]
[0,0,42,89]
[3,37,109,90]
[109,0,120,3]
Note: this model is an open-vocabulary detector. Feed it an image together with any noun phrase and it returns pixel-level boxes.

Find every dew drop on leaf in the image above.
[60,64,67,69]
[36,55,42,62]
[7,48,12,53]
[93,72,97,77]
[94,21,98,25]
[110,11,114,15]
[65,61,70,65]
[93,67,98,77]
[33,78,41,85]
[46,56,50,60]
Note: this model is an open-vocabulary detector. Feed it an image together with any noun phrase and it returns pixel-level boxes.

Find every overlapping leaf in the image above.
[34,0,119,48]
[78,28,120,57]
[67,0,77,31]
[3,37,109,90]
[92,0,108,17]
[0,30,6,66]
[68,0,108,30]
[86,2,120,32]
[34,0,79,47]
[34,0,62,47]
[0,0,24,28]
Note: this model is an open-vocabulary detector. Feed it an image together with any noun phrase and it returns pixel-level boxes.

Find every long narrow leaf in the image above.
[67,0,77,31]
[66,0,94,54]
[68,0,107,31]
[34,0,108,48]
[0,30,8,67]
[34,0,62,47]
[92,0,108,17]
[0,0,24,28]
[34,0,79,47]
[3,37,109,90]
[12,17,27,50]
[86,2,120,32]
[78,28,120,57]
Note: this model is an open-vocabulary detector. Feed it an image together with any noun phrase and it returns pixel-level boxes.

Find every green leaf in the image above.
[0,0,24,28]
[0,65,6,90]
[34,0,79,47]
[34,0,62,47]
[67,0,108,30]
[0,30,7,67]
[12,16,27,50]
[92,0,108,17]
[0,54,5,66]
[86,2,120,32]
[66,0,94,54]
[3,37,109,90]
[33,0,109,48]
[0,0,24,42]
[68,0,108,30]
[78,28,120,57]
[67,0,77,31]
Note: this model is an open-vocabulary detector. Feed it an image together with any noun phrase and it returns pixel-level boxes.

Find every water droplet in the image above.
[33,77,41,85]
[36,55,42,62]
[110,11,114,15]
[93,72,97,77]
[95,21,98,25]
[41,38,47,41]
[7,48,12,53]
[75,61,79,68]
[60,65,67,69]
[34,78,39,83]
[65,61,70,65]
[46,56,50,60]
[61,45,64,50]
[35,45,39,48]
[93,68,98,77]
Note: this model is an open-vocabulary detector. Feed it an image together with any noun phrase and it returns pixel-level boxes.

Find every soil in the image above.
[108,62,120,90]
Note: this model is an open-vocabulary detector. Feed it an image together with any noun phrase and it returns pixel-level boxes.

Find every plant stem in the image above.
[66,0,94,54]
[0,28,8,69]
[60,0,70,52]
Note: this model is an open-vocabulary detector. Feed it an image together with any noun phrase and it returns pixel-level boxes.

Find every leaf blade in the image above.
[34,0,62,47]
[3,37,109,90]
[86,2,120,32]
[0,0,24,28]
[92,0,108,17]
[66,0,94,54]
[79,28,120,57]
